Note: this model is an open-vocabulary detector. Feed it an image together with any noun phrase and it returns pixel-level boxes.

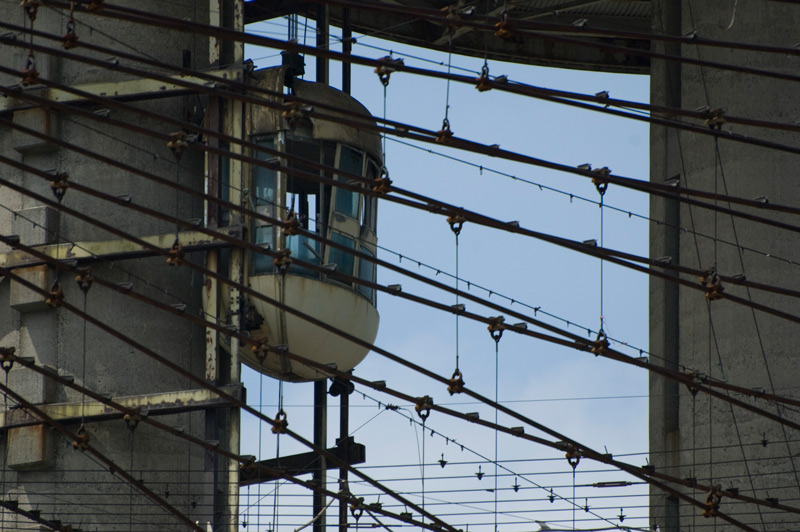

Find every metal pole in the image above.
[342,8,352,94]
[313,380,328,532]
[338,385,350,532]
[316,3,329,85]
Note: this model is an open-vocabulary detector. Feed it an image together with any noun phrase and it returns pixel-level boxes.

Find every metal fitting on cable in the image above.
[372,167,392,195]
[475,63,492,92]
[447,368,464,395]
[488,316,505,342]
[447,213,466,235]
[251,338,269,363]
[415,395,434,421]
[45,281,64,308]
[495,13,513,40]
[704,108,726,130]
[272,248,292,274]
[281,101,310,129]
[167,131,192,159]
[166,238,184,266]
[703,486,722,517]
[591,329,609,356]
[0,346,16,373]
[87,0,104,12]
[436,118,454,144]
[124,411,141,431]
[374,56,404,87]
[72,425,90,451]
[61,19,79,49]
[271,409,288,434]
[281,210,300,236]
[349,496,365,522]
[49,172,69,202]
[566,446,581,469]
[20,0,40,21]
[75,267,93,294]
[592,167,611,196]
[699,269,724,300]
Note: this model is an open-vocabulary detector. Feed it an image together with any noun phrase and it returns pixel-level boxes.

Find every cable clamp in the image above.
[166,238,184,267]
[374,56,404,87]
[565,446,581,469]
[415,395,434,421]
[281,210,300,236]
[124,411,141,431]
[21,52,39,86]
[447,368,464,395]
[699,269,724,300]
[591,329,609,356]
[447,213,465,235]
[49,171,70,202]
[46,281,64,308]
[436,118,454,144]
[0,346,16,373]
[251,338,269,363]
[167,131,191,159]
[271,409,288,434]
[371,167,392,195]
[495,13,513,40]
[281,100,310,129]
[272,248,292,274]
[20,0,40,21]
[488,316,505,342]
[349,496,365,522]
[475,63,492,92]
[75,267,93,294]
[62,18,79,49]
[72,425,90,451]
[704,108,726,130]
[591,167,611,196]
[702,485,722,517]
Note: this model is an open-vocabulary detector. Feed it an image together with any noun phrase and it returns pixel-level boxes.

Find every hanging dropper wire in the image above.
[488,320,504,532]
[592,168,610,339]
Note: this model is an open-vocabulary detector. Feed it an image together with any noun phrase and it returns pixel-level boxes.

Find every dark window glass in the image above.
[334,146,362,219]
[329,232,355,278]
[357,245,375,302]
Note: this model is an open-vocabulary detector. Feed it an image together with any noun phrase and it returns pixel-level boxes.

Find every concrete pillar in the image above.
[649,2,800,530]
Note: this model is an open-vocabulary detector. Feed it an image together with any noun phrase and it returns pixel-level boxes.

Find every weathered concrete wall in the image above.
[0,2,235,531]
[650,2,800,531]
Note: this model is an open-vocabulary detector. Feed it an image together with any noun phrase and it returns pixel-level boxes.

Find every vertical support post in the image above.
[338,384,350,532]
[316,3,329,85]
[342,8,352,94]
[313,380,328,532]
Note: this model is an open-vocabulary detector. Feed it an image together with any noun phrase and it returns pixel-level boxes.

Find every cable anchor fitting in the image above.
[436,118,454,144]
[699,269,724,300]
[372,167,392,195]
[281,100,310,129]
[21,51,39,86]
[46,281,64,308]
[281,210,300,236]
[591,167,611,196]
[475,63,492,92]
[75,267,93,294]
[591,329,609,356]
[447,368,464,395]
[251,338,270,363]
[565,446,581,469]
[447,213,465,235]
[349,497,365,522]
[374,56,404,87]
[20,0,40,22]
[702,486,722,517]
[167,131,192,160]
[704,108,726,130]
[124,411,141,431]
[495,13,513,40]
[166,238,184,267]
[488,316,505,342]
[86,0,104,12]
[415,395,434,421]
[61,18,79,49]
[273,248,292,274]
[0,346,16,373]
[72,425,90,451]
[49,172,69,202]
[271,409,288,434]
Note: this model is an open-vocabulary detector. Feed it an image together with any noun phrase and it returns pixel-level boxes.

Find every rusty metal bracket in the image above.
[436,118,454,144]
[251,338,269,363]
[704,108,726,130]
[45,281,64,308]
[447,213,465,235]
[415,395,434,421]
[475,63,492,92]
[374,56,404,87]
[702,486,722,517]
[372,167,392,195]
[592,167,611,196]
[0,347,15,373]
[166,238,184,266]
[699,270,724,300]
[281,210,300,236]
[447,368,464,395]
[495,13,513,40]
[72,425,90,451]
[591,330,609,356]
[123,411,141,431]
[21,0,40,21]
[167,131,190,159]
[74,267,93,294]
[566,447,581,469]
[86,0,104,12]
[272,248,292,274]
[48,172,69,203]
[271,409,288,434]
[21,52,39,86]
[61,19,79,49]
[349,496,365,521]
[281,100,308,129]
[488,316,505,342]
